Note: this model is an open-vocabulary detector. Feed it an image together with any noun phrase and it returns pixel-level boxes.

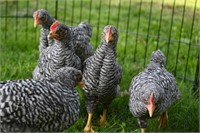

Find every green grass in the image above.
[0,0,199,132]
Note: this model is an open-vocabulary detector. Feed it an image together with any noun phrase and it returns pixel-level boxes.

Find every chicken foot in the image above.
[98,109,107,126]
[84,112,94,133]
[141,128,146,133]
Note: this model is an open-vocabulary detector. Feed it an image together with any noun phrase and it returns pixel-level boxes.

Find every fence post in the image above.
[55,0,58,19]
[193,55,199,97]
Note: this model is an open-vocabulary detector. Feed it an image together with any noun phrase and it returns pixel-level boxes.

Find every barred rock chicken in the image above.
[33,9,55,52]
[129,50,180,133]
[32,9,55,80]
[0,67,82,132]
[82,25,122,132]
[34,21,82,79]
[69,22,94,64]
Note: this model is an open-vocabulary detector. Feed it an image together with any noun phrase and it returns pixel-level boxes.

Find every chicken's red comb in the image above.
[50,21,59,31]
[35,11,39,20]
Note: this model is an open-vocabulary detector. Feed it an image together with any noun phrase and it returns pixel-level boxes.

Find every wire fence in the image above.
[0,0,199,91]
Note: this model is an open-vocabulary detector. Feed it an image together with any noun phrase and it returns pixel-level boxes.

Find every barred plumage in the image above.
[129,50,180,133]
[0,67,82,132]
[82,25,122,132]
[69,22,94,64]
[34,21,82,79]
[32,9,55,79]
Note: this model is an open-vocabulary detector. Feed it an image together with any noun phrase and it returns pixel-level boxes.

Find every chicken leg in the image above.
[141,128,146,133]
[138,118,147,133]
[158,111,168,130]
[84,112,94,133]
[98,109,107,126]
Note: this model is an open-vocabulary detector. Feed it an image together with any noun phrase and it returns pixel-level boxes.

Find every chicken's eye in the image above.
[58,29,65,34]
[40,15,46,21]
[82,25,86,29]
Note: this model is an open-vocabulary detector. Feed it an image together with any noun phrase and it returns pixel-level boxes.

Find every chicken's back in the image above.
[69,22,94,63]
[0,79,80,132]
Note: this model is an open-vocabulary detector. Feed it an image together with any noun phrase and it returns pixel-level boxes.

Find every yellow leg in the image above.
[84,112,94,133]
[98,109,107,126]
[141,128,146,133]
[158,111,168,130]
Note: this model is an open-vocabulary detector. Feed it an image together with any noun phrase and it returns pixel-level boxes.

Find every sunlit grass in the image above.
[0,0,199,132]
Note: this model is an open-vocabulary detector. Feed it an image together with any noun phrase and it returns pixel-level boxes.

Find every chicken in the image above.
[34,21,82,79]
[33,9,55,52]
[32,9,56,79]
[69,22,94,64]
[129,50,180,133]
[34,9,93,63]
[0,67,82,132]
[33,10,93,78]
[82,25,122,132]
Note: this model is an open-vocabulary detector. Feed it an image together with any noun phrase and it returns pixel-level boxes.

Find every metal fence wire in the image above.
[0,0,199,91]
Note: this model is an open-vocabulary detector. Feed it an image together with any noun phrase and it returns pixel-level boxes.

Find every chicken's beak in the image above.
[147,105,155,117]
[48,31,61,40]
[105,26,113,43]
[48,32,53,39]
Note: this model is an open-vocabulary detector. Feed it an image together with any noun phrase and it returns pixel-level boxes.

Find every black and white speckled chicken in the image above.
[32,9,55,80]
[33,9,55,52]
[0,67,82,132]
[129,50,180,133]
[82,25,122,132]
[35,21,82,79]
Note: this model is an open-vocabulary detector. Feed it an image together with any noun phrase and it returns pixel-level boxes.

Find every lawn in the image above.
[0,0,199,132]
